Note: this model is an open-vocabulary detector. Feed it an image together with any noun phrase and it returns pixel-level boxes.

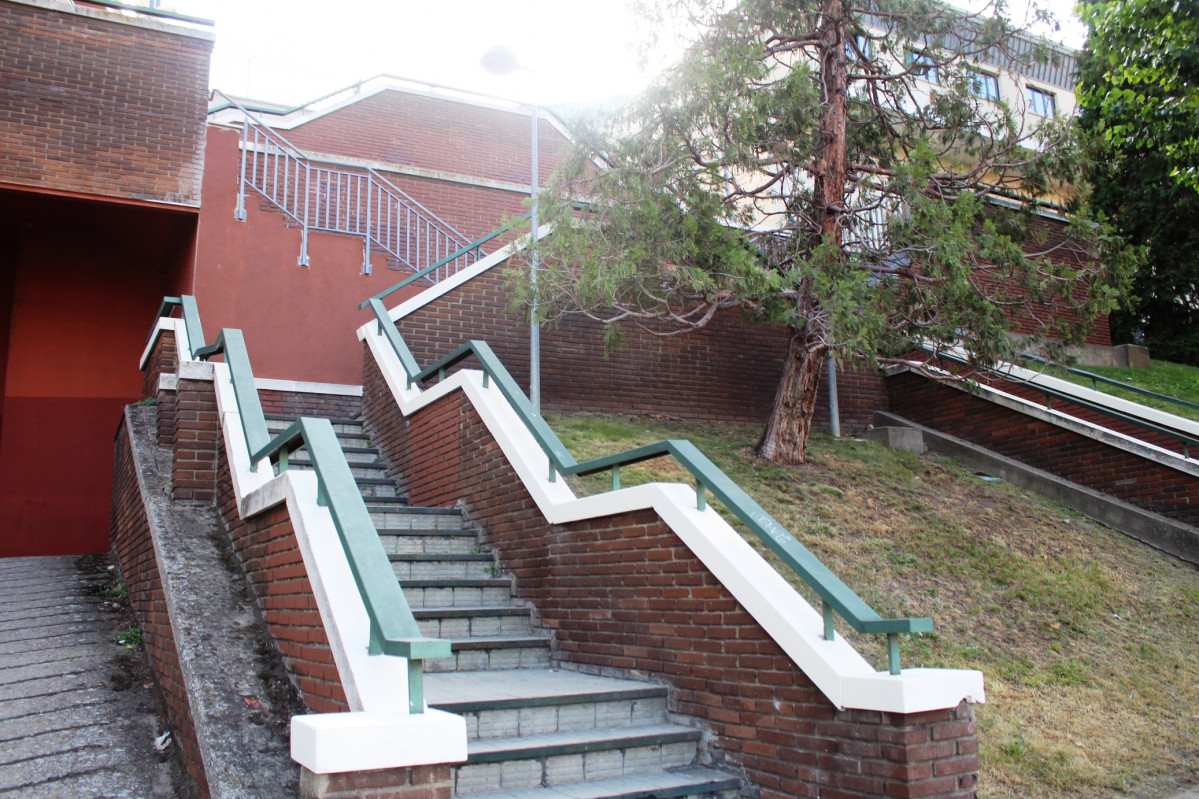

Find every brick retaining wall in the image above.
[888,372,1199,526]
[111,416,209,798]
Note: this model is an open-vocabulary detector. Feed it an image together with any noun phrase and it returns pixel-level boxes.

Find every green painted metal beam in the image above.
[1019,352,1199,413]
[367,304,935,671]
[180,295,208,359]
[368,299,421,380]
[165,295,449,712]
[196,329,271,464]
[927,345,1199,452]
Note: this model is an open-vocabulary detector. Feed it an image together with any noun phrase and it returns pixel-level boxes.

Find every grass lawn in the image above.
[546,412,1199,799]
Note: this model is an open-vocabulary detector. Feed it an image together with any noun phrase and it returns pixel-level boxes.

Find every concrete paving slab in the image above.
[0,556,173,798]
[0,630,117,658]
[0,686,114,723]
[0,639,112,670]
[0,698,121,743]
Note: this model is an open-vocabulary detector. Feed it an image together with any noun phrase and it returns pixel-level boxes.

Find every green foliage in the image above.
[113,626,142,649]
[1078,0,1199,191]
[519,0,1135,461]
[1078,3,1199,362]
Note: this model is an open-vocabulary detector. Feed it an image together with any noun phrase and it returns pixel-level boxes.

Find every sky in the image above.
[167,0,1088,109]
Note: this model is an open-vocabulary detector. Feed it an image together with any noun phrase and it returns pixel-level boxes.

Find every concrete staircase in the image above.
[265,415,741,799]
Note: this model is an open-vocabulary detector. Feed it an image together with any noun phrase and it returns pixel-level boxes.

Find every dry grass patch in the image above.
[547,412,1199,798]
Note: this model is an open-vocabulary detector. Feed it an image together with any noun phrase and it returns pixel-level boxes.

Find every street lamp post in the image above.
[481,46,541,412]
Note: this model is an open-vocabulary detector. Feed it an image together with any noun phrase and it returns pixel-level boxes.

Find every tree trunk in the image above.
[757,324,827,465]
[756,0,847,466]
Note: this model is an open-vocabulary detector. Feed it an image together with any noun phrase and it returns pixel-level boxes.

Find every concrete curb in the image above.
[875,411,1199,567]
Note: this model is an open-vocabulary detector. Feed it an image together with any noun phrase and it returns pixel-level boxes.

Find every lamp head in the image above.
[481,46,521,76]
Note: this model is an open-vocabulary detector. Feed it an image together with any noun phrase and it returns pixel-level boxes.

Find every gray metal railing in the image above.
[215,91,485,280]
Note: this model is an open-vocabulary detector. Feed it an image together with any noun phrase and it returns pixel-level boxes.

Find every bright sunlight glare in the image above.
[168,0,1087,109]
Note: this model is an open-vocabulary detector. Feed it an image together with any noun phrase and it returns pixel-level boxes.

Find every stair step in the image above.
[456,765,739,799]
[289,462,388,481]
[427,636,551,674]
[290,447,381,465]
[391,553,495,580]
[402,579,512,608]
[370,506,463,531]
[415,606,534,640]
[453,725,701,794]
[265,415,364,436]
[426,670,670,742]
[379,530,479,555]
[356,479,400,499]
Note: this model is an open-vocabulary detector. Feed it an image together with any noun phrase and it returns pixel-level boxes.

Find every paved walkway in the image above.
[0,556,174,798]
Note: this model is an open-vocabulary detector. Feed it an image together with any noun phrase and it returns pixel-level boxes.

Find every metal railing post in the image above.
[235,121,248,221]
[299,162,311,267]
[363,178,373,275]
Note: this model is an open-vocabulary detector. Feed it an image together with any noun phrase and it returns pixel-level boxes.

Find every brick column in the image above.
[172,365,219,502]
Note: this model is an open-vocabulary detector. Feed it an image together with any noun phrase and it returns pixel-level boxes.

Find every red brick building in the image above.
[0,0,212,555]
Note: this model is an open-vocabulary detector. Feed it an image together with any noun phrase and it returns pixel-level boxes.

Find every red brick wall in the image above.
[360,356,980,799]
[285,91,566,192]
[111,414,210,798]
[163,370,350,712]
[888,371,1199,525]
[973,372,1184,456]
[143,330,178,400]
[393,267,889,430]
[0,1,211,205]
[360,347,411,495]
[987,215,1112,347]
[258,388,362,420]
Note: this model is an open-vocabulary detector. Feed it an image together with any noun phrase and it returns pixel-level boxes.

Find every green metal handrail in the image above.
[370,301,931,674]
[1019,353,1199,414]
[358,214,531,310]
[157,296,450,712]
[921,346,1199,457]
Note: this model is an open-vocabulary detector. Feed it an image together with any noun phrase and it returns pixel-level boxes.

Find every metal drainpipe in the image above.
[827,354,840,437]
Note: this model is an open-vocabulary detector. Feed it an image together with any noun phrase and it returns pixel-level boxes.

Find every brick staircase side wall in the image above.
[145,333,178,446]
[111,415,211,799]
[888,371,1199,525]
[361,347,411,497]
[212,435,351,714]
[144,347,352,714]
[360,356,980,799]
[977,374,1186,456]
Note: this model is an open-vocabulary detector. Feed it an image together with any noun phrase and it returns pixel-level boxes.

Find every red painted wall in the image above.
[0,189,196,556]
[191,128,437,385]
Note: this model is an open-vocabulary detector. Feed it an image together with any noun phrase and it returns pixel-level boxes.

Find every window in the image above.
[969,70,1000,101]
[1026,86,1056,116]
[908,52,940,84]
[847,34,871,60]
